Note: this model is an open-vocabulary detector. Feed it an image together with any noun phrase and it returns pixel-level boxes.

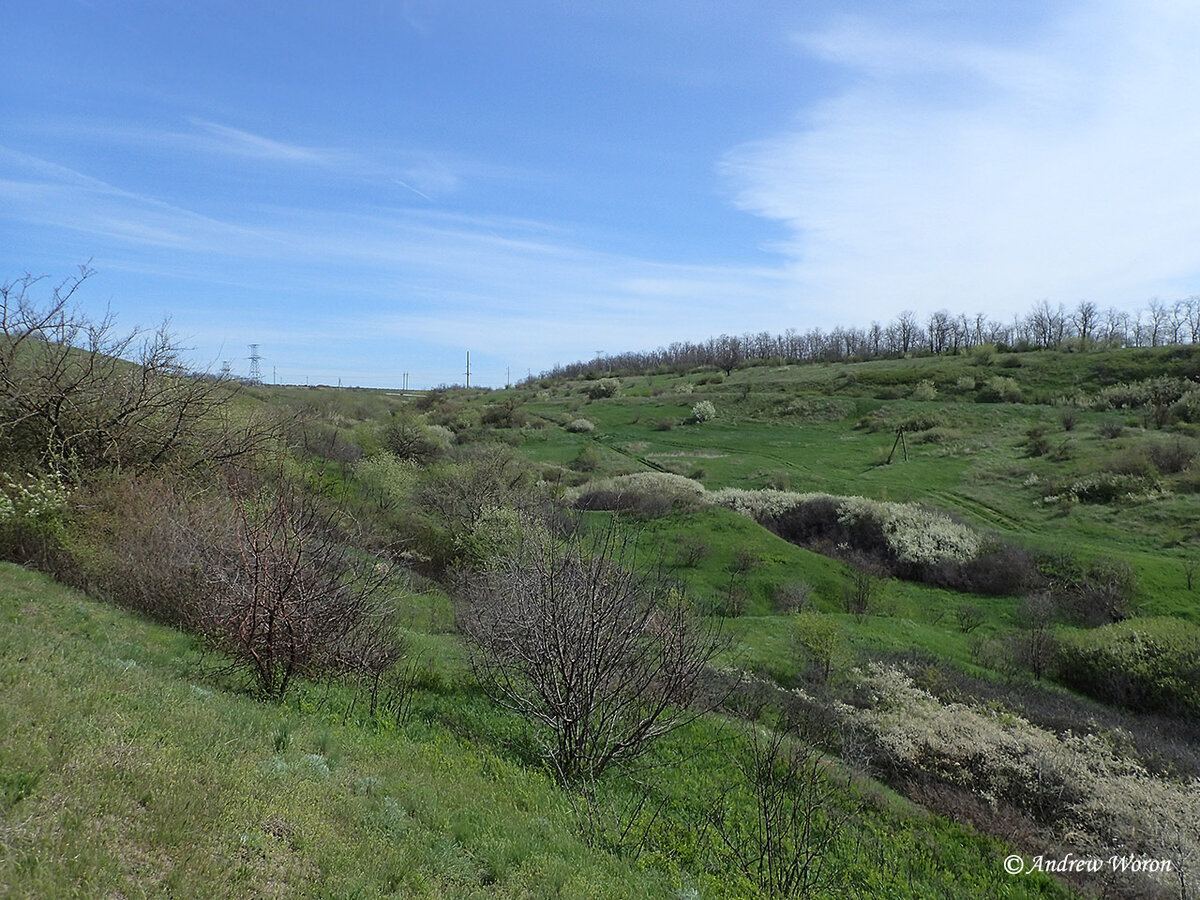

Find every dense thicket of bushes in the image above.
[1056,618,1200,718]
[0,272,408,700]
[1,268,272,474]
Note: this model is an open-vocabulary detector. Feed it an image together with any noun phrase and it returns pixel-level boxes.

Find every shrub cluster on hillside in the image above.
[568,471,706,517]
[709,488,1033,595]
[1056,618,1200,718]
[842,663,1200,897]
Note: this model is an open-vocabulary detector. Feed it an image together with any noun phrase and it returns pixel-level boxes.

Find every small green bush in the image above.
[910,380,938,401]
[977,376,1022,403]
[570,445,603,472]
[1024,425,1050,457]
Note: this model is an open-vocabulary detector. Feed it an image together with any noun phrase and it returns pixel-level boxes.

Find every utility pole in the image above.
[506,366,510,388]
[465,350,471,389]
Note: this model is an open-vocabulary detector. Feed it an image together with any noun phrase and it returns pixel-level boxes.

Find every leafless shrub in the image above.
[1012,593,1059,680]
[383,414,450,463]
[456,523,725,784]
[63,472,222,624]
[1043,554,1137,626]
[1099,418,1126,439]
[1147,437,1198,475]
[705,723,857,899]
[956,604,986,634]
[773,581,814,614]
[199,475,403,700]
[672,536,711,569]
[842,563,875,620]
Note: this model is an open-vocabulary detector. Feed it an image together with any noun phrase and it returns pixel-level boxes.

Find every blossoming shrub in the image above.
[1172,388,1200,423]
[836,497,981,567]
[1089,376,1197,411]
[689,400,716,423]
[569,471,706,517]
[707,488,823,523]
[585,377,620,400]
[710,487,1032,594]
[1041,471,1158,505]
[844,663,1200,894]
[0,470,70,563]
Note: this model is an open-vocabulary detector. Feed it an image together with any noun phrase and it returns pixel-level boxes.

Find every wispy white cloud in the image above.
[0,145,792,382]
[12,116,510,202]
[723,1,1200,321]
[186,118,343,165]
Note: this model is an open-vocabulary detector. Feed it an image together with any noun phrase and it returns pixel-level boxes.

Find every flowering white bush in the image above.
[0,471,70,524]
[565,418,595,433]
[1041,472,1158,505]
[1089,376,1196,411]
[1173,389,1200,423]
[844,664,1200,892]
[567,471,706,510]
[837,497,981,565]
[706,489,982,565]
[707,488,825,522]
[585,378,620,399]
[690,400,716,423]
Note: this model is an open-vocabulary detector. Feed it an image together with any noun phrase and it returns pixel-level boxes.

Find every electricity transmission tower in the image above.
[247,344,263,383]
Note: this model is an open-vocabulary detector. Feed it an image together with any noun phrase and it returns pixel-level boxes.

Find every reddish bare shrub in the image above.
[198,476,402,699]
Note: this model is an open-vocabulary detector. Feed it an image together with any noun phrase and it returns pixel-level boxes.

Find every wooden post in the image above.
[886,428,904,465]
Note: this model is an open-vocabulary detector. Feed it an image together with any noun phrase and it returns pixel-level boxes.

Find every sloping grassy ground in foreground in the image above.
[0,564,1073,898]
[0,563,674,899]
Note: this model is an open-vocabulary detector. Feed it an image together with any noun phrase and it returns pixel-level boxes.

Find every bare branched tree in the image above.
[457,523,724,784]
[1,267,273,473]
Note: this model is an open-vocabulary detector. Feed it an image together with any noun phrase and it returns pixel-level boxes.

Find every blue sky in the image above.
[4,1,1200,387]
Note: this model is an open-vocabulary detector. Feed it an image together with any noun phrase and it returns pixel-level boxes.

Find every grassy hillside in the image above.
[0,563,1070,898]
[6,339,1200,898]
[515,346,1200,625]
[0,563,680,898]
